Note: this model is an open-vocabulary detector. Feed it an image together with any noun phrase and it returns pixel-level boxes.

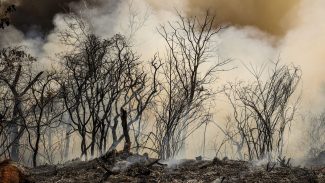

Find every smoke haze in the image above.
[146,0,325,158]
[185,0,300,36]
[1,0,325,159]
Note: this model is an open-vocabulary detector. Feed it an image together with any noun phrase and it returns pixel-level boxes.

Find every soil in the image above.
[27,153,325,183]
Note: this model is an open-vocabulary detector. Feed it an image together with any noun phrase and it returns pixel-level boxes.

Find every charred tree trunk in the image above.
[9,122,19,162]
[32,125,41,167]
[111,115,119,150]
[80,130,88,160]
[9,99,22,162]
[90,129,96,157]
[121,108,131,153]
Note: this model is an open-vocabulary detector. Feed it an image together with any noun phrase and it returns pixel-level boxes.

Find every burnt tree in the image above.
[225,60,301,160]
[120,107,131,153]
[0,47,43,161]
[152,11,230,159]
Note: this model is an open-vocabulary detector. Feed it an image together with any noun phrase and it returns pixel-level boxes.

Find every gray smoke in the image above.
[3,0,102,35]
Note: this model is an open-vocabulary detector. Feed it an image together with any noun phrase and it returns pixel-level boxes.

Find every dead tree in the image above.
[212,116,245,160]
[0,47,43,161]
[60,34,113,159]
[60,28,160,158]
[121,107,131,153]
[152,11,230,160]
[25,70,64,167]
[127,57,162,154]
[0,88,11,158]
[107,54,161,153]
[225,60,301,160]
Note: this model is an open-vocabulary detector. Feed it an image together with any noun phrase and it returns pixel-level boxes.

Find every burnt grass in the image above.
[29,154,325,183]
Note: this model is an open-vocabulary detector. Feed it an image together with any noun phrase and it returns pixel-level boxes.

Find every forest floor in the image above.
[28,152,325,183]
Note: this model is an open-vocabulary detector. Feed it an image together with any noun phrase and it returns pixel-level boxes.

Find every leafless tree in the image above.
[212,116,245,160]
[108,55,161,154]
[0,84,11,158]
[0,47,43,161]
[61,34,113,158]
[24,70,65,167]
[225,61,301,160]
[60,27,161,158]
[150,11,230,160]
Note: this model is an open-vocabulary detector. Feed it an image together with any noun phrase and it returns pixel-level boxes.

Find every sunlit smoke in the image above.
[146,0,300,36]
[187,0,300,36]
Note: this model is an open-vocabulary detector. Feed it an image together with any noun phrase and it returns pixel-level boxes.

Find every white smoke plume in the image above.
[145,0,325,159]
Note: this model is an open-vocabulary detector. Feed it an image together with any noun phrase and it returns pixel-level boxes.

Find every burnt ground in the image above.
[28,154,325,183]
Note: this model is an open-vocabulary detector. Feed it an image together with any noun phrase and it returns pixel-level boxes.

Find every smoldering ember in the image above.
[0,0,324,182]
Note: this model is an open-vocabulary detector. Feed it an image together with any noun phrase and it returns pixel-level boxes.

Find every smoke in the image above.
[185,0,300,36]
[144,0,323,111]
[145,0,325,159]
[1,0,325,160]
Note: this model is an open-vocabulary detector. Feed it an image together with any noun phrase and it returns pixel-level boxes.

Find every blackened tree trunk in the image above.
[121,108,131,153]
[10,94,24,161]
[32,125,41,167]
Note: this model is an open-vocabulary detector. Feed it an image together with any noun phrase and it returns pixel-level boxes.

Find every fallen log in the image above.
[0,159,32,183]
